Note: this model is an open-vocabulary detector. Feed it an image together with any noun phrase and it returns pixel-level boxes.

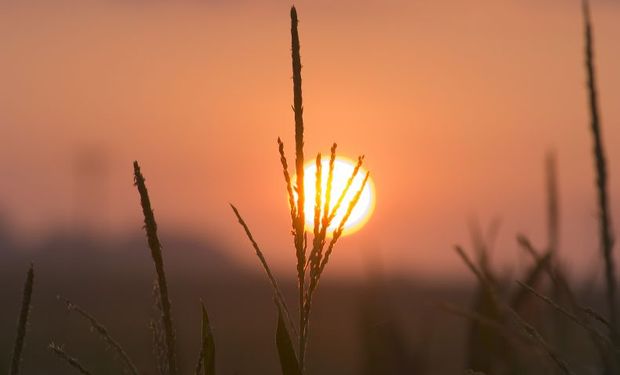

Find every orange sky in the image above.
[0,0,619,280]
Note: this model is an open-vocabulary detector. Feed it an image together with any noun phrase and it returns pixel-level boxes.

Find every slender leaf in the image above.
[276,305,302,375]
[201,302,215,375]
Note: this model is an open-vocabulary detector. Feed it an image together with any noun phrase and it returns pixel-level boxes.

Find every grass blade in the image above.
[312,153,323,247]
[583,306,612,329]
[454,246,506,371]
[150,318,167,375]
[60,297,139,375]
[201,302,216,375]
[48,343,93,375]
[9,263,34,375]
[582,0,617,334]
[229,204,296,337]
[278,138,297,229]
[133,161,178,375]
[290,5,305,229]
[319,171,370,276]
[276,304,302,375]
[437,302,529,345]
[516,281,612,348]
[546,152,559,253]
[509,308,575,375]
[327,156,364,225]
[322,143,337,229]
[290,8,307,367]
[510,251,552,310]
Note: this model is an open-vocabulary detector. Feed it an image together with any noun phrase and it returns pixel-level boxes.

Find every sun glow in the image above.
[294,156,375,236]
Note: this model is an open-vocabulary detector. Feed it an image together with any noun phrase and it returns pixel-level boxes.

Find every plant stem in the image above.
[9,264,34,375]
[290,6,307,370]
[134,161,178,375]
[582,0,617,335]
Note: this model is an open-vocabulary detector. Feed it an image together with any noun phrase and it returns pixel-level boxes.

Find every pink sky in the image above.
[0,0,619,280]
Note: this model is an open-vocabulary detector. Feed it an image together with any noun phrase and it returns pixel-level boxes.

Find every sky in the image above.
[0,0,619,280]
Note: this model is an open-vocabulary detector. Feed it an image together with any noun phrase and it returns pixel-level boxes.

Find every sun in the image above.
[294,156,375,236]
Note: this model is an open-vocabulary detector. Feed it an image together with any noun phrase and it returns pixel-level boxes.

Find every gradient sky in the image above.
[0,0,619,280]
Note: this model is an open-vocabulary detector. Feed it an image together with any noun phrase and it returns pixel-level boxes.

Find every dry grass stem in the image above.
[9,264,34,375]
[60,297,139,375]
[278,137,298,229]
[48,343,93,375]
[327,156,364,224]
[583,306,612,329]
[133,161,178,375]
[516,234,579,308]
[510,251,551,310]
[546,152,559,253]
[319,171,370,276]
[291,6,305,220]
[516,235,541,260]
[312,153,323,240]
[322,144,337,228]
[290,8,308,367]
[150,319,167,375]
[229,204,296,335]
[509,308,575,375]
[582,0,617,333]
[454,246,490,290]
[516,281,611,347]
[234,7,370,372]
[300,157,369,365]
[437,302,530,345]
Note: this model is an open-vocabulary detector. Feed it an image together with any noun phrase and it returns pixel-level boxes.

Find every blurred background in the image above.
[0,0,619,373]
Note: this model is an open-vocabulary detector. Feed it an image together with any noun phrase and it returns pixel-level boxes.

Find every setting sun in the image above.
[295,156,375,236]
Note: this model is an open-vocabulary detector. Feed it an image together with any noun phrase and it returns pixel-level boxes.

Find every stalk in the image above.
[133,161,178,375]
[582,0,616,334]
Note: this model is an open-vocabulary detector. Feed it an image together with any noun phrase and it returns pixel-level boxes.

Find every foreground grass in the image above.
[3,1,618,374]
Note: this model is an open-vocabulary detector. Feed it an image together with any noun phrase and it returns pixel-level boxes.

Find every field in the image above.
[2,1,620,374]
